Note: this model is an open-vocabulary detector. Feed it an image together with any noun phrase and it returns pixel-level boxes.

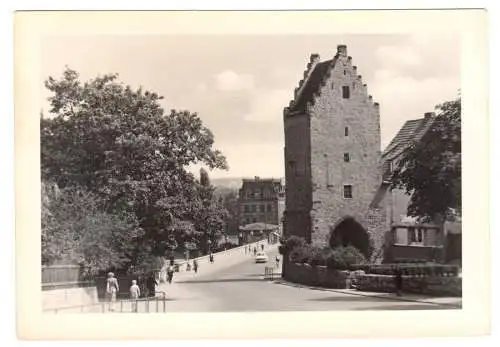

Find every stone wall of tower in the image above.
[283,113,312,243]
[307,46,385,250]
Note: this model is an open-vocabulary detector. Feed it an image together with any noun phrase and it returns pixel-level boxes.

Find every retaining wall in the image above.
[356,273,462,297]
[42,282,98,310]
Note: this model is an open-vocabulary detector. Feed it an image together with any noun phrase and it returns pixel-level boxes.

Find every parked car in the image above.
[255,252,268,263]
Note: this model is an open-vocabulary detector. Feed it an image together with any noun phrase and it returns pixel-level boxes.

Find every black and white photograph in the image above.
[14,9,489,340]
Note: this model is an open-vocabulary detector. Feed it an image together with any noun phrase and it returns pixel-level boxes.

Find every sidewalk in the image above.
[273,279,462,308]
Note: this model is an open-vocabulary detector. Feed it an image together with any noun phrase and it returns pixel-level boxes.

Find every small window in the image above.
[331,82,334,89]
[244,205,250,213]
[260,205,265,212]
[408,228,424,244]
[343,185,353,199]
[343,70,347,75]
[267,204,272,212]
[343,153,350,162]
[251,205,256,212]
[342,86,350,99]
[344,126,349,136]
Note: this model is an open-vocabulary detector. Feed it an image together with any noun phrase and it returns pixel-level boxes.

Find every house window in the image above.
[244,205,250,213]
[267,204,272,212]
[344,70,347,75]
[389,160,394,172]
[408,228,424,244]
[331,82,334,89]
[260,204,265,213]
[342,86,350,99]
[344,153,350,162]
[251,205,256,213]
[345,126,349,136]
[343,185,353,199]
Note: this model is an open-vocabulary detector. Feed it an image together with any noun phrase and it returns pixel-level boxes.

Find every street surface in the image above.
[159,247,461,312]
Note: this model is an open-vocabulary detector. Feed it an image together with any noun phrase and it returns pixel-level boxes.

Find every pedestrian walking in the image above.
[129,280,140,312]
[167,265,174,284]
[253,247,257,256]
[394,266,403,296]
[209,252,214,264]
[146,272,158,297]
[275,255,280,269]
[261,244,264,251]
[106,272,119,311]
[193,259,198,273]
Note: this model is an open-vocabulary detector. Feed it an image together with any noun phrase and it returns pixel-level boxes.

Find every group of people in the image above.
[105,271,159,312]
[245,243,266,256]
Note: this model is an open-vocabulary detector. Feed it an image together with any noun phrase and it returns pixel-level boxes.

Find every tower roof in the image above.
[290,59,336,113]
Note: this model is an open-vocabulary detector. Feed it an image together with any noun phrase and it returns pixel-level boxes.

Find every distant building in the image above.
[237,177,285,229]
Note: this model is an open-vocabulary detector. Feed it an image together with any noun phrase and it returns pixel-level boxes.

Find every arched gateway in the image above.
[329,217,371,258]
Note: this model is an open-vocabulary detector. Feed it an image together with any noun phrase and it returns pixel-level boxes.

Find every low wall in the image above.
[159,239,271,281]
[283,262,350,289]
[42,282,98,310]
[356,274,462,297]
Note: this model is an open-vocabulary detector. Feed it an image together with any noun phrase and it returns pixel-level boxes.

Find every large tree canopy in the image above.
[42,182,143,276]
[391,96,461,222]
[41,68,228,267]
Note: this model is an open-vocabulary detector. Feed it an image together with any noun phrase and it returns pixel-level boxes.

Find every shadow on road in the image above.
[351,304,460,311]
[308,295,393,303]
[176,278,264,284]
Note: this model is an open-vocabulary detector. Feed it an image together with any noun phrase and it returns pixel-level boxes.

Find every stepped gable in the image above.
[290,59,336,113]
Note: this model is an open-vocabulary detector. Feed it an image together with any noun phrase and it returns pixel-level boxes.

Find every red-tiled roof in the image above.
[290,59,336,113]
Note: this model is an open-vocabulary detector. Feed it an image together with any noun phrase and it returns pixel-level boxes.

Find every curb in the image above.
[272,279,462,308]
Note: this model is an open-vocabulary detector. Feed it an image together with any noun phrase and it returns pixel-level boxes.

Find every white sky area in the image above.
[40,34,460,179]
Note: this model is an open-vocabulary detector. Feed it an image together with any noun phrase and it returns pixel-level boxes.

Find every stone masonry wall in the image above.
[283,113,312,242]
[308,46,384,249]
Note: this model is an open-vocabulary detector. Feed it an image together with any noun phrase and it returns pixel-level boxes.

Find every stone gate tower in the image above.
[283,45,386,260]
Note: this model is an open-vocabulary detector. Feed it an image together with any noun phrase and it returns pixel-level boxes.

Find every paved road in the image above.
[159,248,460,312]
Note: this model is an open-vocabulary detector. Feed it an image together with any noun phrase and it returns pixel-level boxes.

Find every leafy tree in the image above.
[41,68,228,264]
[215,188,239,235]
[391,96,461,223]
[193,168,229,254]
[42,181,143,276]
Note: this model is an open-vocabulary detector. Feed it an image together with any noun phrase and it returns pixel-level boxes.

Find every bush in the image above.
[308,245,333,267]
[289,245,312,264]
[326,246,367,270]
[279,235,307,256]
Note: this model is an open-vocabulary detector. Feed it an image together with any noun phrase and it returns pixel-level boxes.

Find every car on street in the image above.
[255,252,268,263]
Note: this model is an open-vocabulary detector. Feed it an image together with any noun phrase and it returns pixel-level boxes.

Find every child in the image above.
[130,280,140,312]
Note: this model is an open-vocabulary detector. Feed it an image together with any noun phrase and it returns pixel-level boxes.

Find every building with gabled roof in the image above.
[283,45,386,261]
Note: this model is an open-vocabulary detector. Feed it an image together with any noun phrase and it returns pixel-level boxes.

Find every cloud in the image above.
[214,70,255,91]
[372,69,459,148]
[376,45,422,67]
[243,89,292,123]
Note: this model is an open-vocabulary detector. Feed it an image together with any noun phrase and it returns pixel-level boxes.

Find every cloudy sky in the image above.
[40,34,460,179]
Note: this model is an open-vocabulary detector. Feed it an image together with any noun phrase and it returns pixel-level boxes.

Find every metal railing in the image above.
[46,291,168,314]
[264,266,276,281]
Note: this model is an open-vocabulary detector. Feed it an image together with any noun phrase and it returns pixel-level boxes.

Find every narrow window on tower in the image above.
[343,70,347,75]
[345,126,349,136]
[343,185,353,199]
[344,153,350,162]
[342,86,350,99]
[331,82,334,89]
